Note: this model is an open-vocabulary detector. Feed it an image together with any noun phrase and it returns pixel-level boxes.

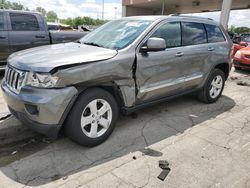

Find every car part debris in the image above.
[237,81,250,86]
[189,114,198,118]
[62,176,68,180]
[141,148,163,157]
[230,76,238,80]
[158,160,171,181]
[0,112,11,121]
[11,151,17,155]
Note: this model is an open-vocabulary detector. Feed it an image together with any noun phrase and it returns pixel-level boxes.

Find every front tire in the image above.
[198,69,225,103]
[64,88,119,147]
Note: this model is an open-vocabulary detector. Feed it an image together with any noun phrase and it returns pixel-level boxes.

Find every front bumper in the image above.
[233,59,250,70]
[1,81,78,137]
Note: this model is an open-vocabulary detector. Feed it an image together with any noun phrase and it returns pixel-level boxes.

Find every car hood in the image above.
[8,42,118,72]
[239,46,250,54]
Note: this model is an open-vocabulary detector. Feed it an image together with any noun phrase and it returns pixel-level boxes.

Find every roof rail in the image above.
[169,14,214,21]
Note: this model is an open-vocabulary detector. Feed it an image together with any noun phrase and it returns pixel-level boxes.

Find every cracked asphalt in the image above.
[0,68,250,188]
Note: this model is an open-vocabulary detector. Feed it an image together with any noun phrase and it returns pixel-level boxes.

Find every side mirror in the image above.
[239,41,248,47]
[141,37,166,52]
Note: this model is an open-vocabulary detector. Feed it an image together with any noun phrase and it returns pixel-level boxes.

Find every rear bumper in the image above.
[1,81,78,137]
[233,60,250,70]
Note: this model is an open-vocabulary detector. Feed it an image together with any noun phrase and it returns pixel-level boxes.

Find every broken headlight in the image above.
[25,72,59,88]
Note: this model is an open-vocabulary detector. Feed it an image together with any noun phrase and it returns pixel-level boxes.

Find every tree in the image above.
[36,7,46,17]
[0,0,27,10]
[229,25,250,35]
[46,11,58,22]
[234,27,249,35]
[228,25,236,33]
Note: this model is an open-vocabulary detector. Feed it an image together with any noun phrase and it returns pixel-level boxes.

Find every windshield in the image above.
[79,19,152,50]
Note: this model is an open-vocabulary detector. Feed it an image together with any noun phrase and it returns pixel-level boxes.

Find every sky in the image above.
[8,0,250,27]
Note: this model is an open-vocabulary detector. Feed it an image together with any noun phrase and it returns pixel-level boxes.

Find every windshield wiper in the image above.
[75,40,81,44]
[83,42,104,48]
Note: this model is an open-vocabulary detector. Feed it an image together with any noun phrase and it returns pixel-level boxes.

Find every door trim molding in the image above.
[139,74,203,94]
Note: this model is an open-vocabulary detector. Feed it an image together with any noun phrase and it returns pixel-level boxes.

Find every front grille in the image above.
[4,66,26,93]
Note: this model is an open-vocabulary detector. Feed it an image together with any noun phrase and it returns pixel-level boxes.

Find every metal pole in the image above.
[161,0,165,15]
[102,0,104,20]
[220,0,232,30]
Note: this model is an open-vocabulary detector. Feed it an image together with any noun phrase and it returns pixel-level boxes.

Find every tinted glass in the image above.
[151,22,181,48]
[182,22,207,46]
[205,24,225,43]
[10,13,40,31]
[0,13,4,30]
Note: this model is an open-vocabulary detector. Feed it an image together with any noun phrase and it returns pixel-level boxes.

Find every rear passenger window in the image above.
[0,13,4,30]
[205,24,225,43]
[151,22,181,48]
[182,22,207,46]
[10,13,40,31]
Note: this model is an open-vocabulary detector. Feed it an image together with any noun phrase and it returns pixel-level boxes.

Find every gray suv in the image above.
[1,15,232,146]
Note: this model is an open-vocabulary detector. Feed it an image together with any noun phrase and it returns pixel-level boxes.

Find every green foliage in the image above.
[46,10,58,22]
[61,16,107,28]
[36,7,46,17]
[0,1,107,27]
[0,0,28,10]
[229,25,250,35]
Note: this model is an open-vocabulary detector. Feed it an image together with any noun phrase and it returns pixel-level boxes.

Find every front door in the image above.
[136,22,186,103]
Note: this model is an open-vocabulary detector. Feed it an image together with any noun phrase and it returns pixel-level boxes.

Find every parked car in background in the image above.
[231,34,250,56]
[0,10,88,70]
[231,34,250,70]
[1,15,232,146]
[233,46,250,70]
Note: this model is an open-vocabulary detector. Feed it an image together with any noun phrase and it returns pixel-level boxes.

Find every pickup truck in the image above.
[0,10,88,69]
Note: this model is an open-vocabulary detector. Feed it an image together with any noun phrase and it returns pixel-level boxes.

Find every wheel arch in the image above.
[213,62,230,80]
[75,82,126,110]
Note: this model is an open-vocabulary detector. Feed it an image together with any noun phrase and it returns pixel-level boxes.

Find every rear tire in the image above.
[64,88,119,147]
[198,69,225,103]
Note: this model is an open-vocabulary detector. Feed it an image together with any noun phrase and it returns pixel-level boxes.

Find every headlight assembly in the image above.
[25,72,59,88]
[234,50,241,59]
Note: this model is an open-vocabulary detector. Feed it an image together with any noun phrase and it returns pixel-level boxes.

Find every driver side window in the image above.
[151,22,181,48]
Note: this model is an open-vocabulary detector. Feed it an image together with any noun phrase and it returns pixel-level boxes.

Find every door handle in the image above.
[208,47,215,51]
[175,52,184,57]
[0,36,6,39]
[35,35,46,39]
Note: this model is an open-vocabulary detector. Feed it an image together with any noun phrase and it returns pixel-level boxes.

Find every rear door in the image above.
[180,22,210,90]
[136,21,186,102]
[0,12,9,65]
[8,12,50,54]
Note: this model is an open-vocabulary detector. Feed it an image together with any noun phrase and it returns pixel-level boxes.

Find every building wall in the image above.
[122,6,155,17]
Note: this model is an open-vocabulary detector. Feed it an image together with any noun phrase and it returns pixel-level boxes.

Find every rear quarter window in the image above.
[181,22,207,46]
[205,24,225,43]
[10,13,40,31]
